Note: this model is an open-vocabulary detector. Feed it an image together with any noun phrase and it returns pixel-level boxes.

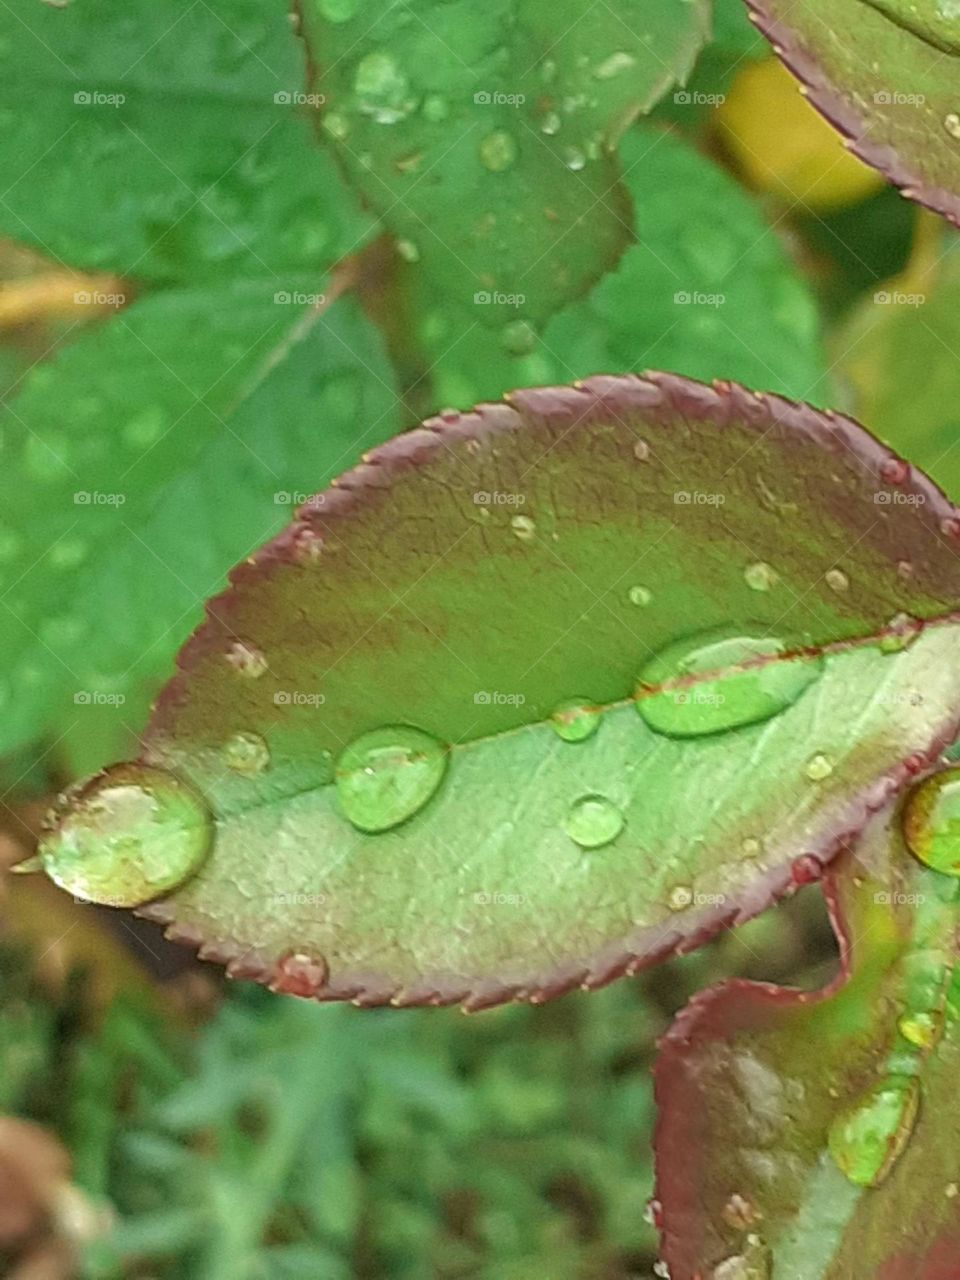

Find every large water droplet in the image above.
[480,130,518,172]
[335,726,447,832]
[564,795,624,848]
[903,767,960,875]
[38,763,213,907]
[551,698,601,743]
[354,50,413,124]
[636,628,823,739]
[828,1076,920,1187]
[826,568,850,594]
[223,731,270,775]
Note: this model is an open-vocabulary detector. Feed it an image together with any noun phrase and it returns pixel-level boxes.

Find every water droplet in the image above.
[540,110,562,135]
[805,753,833,781]
[879,613,923,654]
[271,951,328,996]
[713,1251,772,1280]
[903,767,960,875]
[562,146,587,171]
[628,585,653,607]
[633,439,651,462]
[564,795,624,849]
[643,1198,664,1228]
[898,1009,941,1050]
[825,568,850,594]
[501,320,537,355]
[945,112,960,139]
[335,726,447,833]
[422,93,449,122]
[828,1075,920,1187]
[396,237,420,262]
[722,1193,760,1230]
[550,698,601,743]
[223,731,270,775]
[741,836,764,858]
[668,884,693,911]
[636,628,823,739]
[38,763,213,907]
[225,641,268,678]
[744,561,778,592]
[594,50,637,80]
[480,129,518,172]
[354,51,412,124]
[511,514,536,542]
[323,111,350,141]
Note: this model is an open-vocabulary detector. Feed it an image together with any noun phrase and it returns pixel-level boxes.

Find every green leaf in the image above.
[0,0,372,280]
[0,286,401,758]
[655,795,960,1279]
[748,0,960,227]
[833,243,960,503]
[60,372,960,1008]
[298,0,710,325]
[416,128,825,411]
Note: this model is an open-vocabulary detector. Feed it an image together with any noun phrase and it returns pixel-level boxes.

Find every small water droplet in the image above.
[550,698,601,743]
[713,1251,772,1280]
[879,612,923,654]
[744,561,778,592]
[396,237,420,262]
[480,129,518,171]
[38,763,213,907]
[741,836,764,858]
[898,1009,941,1050]
[594,50,637,80]
[323,111,350,140]
[501,319,536,355]
[826,568,850,593]
[628,585,653,607]
[721,1193,760,1230]
[511,514,536,542]
[828,1075,920,1187]
[903,766,960,875]
[805,753,833,781]
[540,110,562,135]
[562,146,587,171]
[225,640,268,678]
[945,112,960,139]
[564,795,624,849]
[422,93,449,122]
[636,628,823,739]
[633,438,651,462]
[223,731,270,775]
[335,726,447,833]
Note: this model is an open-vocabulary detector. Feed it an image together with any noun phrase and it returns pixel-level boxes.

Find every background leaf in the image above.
[124,374,960,1007]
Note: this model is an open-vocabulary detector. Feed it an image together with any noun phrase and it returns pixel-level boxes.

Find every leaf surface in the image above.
[119,373,960,1008]
[748,0,960,227]
[655,794,960,1279]
[299,0,710,325]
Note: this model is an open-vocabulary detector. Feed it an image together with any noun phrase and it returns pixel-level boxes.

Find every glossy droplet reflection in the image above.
[336,726,447,833]
[903,767,960,875]
[828,1076,920,1187]
[38,763,213,907]
[550,698,601,743]
[564,795,624,849]
[636,628,823,739]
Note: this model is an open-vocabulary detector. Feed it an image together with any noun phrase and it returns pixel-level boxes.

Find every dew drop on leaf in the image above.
[898,1009,942,1050]
[480,130,518,172]
[945,112,960,140]
[354,51,412,124]
[628,585,653,606]
[562,146,587,171]
[879,612,923,654]
[223,731,270,775]
[827,1075,920,1187]
[826,568,850,593]
[37,763,213,908]
[510,514,536,541]
[335,726,447,833]
[225,640,268,678]
[550,698,601,743]
[636,628,824,739]
[422,93,449,122]
[632,439,651,462]
[563,794,624,849]
[540,110,562,135]
[805,753,834,781]
[744,561,778,592]
[903,767,960,875]
[712,1247,772,1280]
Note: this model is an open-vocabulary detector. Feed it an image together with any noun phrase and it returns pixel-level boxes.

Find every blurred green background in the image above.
[2,0,958,1274]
